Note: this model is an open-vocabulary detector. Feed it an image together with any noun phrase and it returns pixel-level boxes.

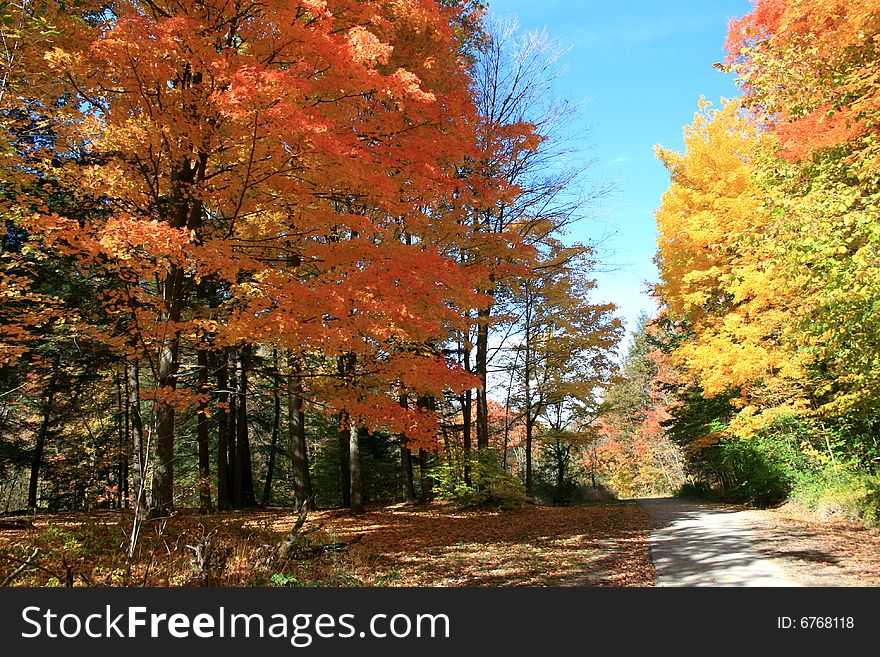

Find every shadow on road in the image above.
[638,498,804,586]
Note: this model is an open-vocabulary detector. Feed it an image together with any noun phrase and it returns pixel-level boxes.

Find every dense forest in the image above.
[0,0,626,528]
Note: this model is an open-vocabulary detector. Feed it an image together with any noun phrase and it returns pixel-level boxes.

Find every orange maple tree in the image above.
[7,0,514,514]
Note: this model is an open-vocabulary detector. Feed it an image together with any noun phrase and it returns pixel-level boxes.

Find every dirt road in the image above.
[639,498,862,586]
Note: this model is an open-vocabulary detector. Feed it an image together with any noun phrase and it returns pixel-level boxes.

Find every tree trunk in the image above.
[523,286,534,499]
[501,352,518,472]
[462,394,472,488]
[28,384,57,510]
[149,263,185,518]
[459,334,473,486]
[286,352,314,510]
[115,368,127,508]
[525,416,534,498]
[231,350,242,509]
[349,422,364,515]
[556,444,565,492]
[241,356,256,507]
[234,346,256,508]
[401,444,416,503]
[196,349,213,513]
[127,359,146,516]
[336,354,354,508]
[133,126,206,517]
[261,351,282,507]
[215,350,231,511]
[398,396,416,503]
[418,448,432,502]
[227,368,237,507]
[590,444,597,488]
[151,389,175,516]
[417,396,434,501]
[475,308,490,450]
[337,413,351,508]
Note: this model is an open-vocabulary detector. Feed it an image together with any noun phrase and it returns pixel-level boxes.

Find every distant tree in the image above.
[464,13,613,459]
[595,315,686,498]
[503,245,620,496]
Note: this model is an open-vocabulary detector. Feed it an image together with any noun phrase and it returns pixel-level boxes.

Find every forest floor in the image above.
[0,500,654,587]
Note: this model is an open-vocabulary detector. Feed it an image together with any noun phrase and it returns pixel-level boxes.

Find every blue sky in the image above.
[487,0,754,344]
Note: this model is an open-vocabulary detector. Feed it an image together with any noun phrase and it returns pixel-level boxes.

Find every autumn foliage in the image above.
[594,317,684,499]
[654,0,880,517]
[0,0,619,526]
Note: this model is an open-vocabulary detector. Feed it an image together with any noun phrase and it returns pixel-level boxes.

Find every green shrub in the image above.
[677,413,880,524]
[432,449,526,510]
[570,484,617,503]
[533,479,616,504]
[792,463,880,527]
[687,416,815,506]
[715,434,795,506]
[864,477,880,527]
[471,450,527,509]
[430,458,473,499]
[677,481,713,499]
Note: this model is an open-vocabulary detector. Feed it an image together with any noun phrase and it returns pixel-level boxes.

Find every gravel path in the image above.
[639,498,819,587]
